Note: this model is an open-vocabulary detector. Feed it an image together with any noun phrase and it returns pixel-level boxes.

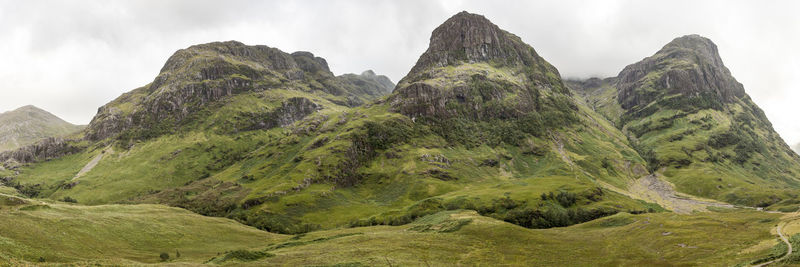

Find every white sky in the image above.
[0,0,798,146]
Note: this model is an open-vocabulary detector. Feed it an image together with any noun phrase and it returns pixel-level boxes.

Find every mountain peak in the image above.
[15,105,40,111]
[5,105,50,117]
[405,11,543,76]
[659,34,725,69]
[391,11,571,122]
[665,34,715,50]
[616,34,744,110]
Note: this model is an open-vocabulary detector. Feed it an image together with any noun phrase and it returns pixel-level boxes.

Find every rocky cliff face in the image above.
[0,137,82,167]
[0,105,84,152]
[390,11,570,123]
[617,35,745,110]
[85,41,393,141]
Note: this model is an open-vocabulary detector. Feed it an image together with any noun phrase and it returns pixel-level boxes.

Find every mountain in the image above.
[794,143,800,154]
[575,34,800,207]
[85,41,394,141]
[0,105,83,152]
[2,11,799,266]
[6,11,657,234]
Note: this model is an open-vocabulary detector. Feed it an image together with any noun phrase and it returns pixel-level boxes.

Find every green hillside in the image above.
[574,35,800,208]
[2,12,666,235]
[0,105,84,152]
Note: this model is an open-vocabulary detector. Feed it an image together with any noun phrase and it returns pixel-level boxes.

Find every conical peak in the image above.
[616,34,745,110]
[659,34,725,68]
[665,34,716,51]
[427,11,508,62]
[405,11,544,76]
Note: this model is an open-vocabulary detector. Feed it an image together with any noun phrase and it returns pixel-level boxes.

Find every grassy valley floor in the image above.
[0,191,791,266]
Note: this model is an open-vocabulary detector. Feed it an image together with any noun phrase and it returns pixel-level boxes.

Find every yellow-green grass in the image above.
[227,209,781,266]
[0,195,284,265]
[0,186,19,196]
[0,199,783,266]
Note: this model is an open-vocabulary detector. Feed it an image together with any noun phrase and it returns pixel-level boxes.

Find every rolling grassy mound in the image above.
[0,193,283,265]
[212,209,781,266]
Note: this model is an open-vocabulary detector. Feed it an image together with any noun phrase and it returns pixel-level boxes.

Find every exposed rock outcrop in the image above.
[616,34,745,110]
[390,11,570,121]
[404,11,554,75]
[0,138,83,165]
[224,97,321,133]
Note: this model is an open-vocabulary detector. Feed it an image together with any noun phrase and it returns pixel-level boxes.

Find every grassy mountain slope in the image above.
[6,12,664,235]
[0,105,84,152]
[576,35,800,208]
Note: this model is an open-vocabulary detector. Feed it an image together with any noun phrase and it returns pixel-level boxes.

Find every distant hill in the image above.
[0,105,84,152]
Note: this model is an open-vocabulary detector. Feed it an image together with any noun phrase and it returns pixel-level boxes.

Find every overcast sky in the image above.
[0,0,798,146]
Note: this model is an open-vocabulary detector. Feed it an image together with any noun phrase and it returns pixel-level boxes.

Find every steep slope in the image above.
[10,12,660,235]
[0,105,83,152]
[579,35,800,207]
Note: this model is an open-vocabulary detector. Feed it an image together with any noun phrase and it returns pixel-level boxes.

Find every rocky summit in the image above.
[617,34,745,110]
[391,11,574,146]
